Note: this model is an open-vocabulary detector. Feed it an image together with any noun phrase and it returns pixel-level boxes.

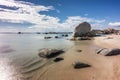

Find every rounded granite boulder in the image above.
[73,22,91,37]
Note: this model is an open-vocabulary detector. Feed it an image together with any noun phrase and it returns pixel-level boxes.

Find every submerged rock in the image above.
[73,62,91,69]
[53,57,64,62]
[55,36,59,38]
[44,37,52,39]
[97,48,120,56]
[64,34,68,37]
[38,48,64,58]
[62,34,68,37]
[17,32,22,34]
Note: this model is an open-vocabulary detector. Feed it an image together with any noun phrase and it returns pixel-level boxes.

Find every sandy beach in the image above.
[95,34,120,48]
[1,0,120,80]
[1,34,120,80]
[30,34,120,80]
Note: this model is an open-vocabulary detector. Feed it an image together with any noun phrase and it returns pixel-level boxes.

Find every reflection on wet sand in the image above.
[0,45,15,53]
[0,58,23,80]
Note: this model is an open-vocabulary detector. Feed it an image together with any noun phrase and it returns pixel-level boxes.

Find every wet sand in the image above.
[30,35,120,80]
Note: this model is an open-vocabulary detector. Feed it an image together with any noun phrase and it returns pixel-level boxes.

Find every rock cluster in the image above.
[92,28,120,35]
[70,22,96,41]
[103,28,117,34]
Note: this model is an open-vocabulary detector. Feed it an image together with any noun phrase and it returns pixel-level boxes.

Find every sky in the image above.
[0,0,120,32]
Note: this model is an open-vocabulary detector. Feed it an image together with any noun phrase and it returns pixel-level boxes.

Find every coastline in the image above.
[31,34,120,80]
[1,34,120,80]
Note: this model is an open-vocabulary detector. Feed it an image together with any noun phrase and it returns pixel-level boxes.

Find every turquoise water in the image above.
[0,34,74,80]
[0,34,74,62]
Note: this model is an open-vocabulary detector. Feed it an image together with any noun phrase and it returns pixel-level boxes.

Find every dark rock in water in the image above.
[44,37,52,39]
[65,34,68,37]
[38,48,64,58]
[73,62,91,69]
[55,36,59,38]
[18,32,22,34]
[96,48,120,56]
[53,57,64,62]
[36,32,41,34]
[61,34,68,37]
[62,34,64,37]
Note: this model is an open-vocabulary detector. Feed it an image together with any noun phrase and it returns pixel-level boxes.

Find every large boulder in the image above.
[96,48,120,56]
[38,48,64,58]
[73,22,91,37]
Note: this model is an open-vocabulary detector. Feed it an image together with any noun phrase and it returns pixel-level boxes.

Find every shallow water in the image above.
[0,34,74,80]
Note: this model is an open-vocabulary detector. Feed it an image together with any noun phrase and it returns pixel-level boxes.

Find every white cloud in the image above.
[0,0,54,24]
[59,16,105,31]
[108,22,120,27]
[64,16,105,24]
[0,0,106,32]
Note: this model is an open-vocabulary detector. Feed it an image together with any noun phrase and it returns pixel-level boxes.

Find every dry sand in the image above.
[31,35,120,80]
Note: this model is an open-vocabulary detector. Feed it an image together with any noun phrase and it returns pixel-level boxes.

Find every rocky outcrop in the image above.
[73,62,91,69]
[103,28,116,34]
[73,22,91,37]
[38,48,64,58]
[97,48,120,56]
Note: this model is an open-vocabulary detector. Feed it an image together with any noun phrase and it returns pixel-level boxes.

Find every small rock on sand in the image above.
[76,50,82,52]
[53,57,64,62]
[73,62,91,69]
[97,48,120,56]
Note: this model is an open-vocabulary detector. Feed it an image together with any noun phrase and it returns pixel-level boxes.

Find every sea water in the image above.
[0,33,74,80]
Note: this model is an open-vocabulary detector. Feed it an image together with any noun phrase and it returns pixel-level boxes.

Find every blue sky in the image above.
[0,0,120,32]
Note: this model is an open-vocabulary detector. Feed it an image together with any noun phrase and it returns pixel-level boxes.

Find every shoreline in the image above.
[31,34,120,80]
[1,34,120,80]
